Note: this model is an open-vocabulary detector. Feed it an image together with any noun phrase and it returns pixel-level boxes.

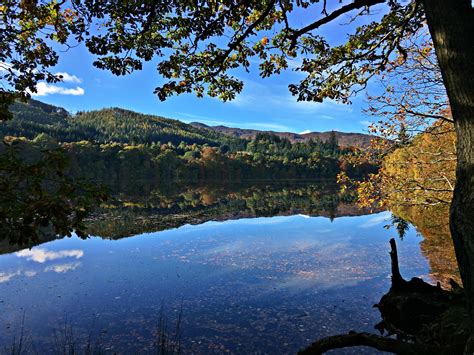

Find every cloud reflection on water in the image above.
[0,271,21,283]
[16,248,84,263]
[44,262,82,273]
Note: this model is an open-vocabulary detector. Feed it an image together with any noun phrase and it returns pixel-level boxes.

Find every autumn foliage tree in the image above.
[342,29,456,209]
[358,120,456,208]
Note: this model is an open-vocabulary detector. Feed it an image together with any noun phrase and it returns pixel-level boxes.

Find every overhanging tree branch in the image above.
[210,0,276,76]
[289,0,386,48]
[404,108,454,122]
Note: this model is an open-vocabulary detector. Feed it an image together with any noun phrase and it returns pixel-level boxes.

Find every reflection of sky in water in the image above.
[0,211,428,353]
[0,248,84,283]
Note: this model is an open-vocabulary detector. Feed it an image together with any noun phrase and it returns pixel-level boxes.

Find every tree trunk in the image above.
[422,0,474,324]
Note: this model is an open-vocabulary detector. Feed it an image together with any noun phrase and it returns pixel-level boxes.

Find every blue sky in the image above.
[26,5,386,134]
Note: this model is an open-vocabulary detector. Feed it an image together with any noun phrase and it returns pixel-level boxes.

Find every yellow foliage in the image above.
[382,121,455,207]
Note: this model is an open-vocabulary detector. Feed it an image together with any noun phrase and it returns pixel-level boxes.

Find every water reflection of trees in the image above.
[2,177,459,291]
[85,182,377,239]
[391,204,460,288]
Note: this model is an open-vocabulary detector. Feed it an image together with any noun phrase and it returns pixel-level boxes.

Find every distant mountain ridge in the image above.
[190,122,374,148]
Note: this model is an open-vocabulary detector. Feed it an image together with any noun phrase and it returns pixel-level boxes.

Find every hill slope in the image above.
[3,99,375,149]
[190,122,374,148]
[2,100,245,148]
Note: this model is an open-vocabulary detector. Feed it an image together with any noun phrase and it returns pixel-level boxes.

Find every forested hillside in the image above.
[3,99,376,149]
[3,99,246,149]
[1,100,378,184]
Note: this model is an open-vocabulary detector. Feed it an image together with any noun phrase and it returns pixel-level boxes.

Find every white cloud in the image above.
[0,269,39,282]
[55,72,82,83]
[299,130,311,134]
[44,262,81,273]
[1,63,84,95]
[0,271,20,283]
[32,82,84,97]
[1,64,85,96]
[16,248,84,263]
[360,120,371,126]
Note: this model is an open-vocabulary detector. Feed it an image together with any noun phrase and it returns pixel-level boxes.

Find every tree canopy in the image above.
[2,0,427,112]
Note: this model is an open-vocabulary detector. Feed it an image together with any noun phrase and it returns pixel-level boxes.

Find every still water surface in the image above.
[0,184,446,353]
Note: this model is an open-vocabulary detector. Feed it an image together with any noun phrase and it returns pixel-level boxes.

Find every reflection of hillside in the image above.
[391,204,460,287]
[86,183,378,239]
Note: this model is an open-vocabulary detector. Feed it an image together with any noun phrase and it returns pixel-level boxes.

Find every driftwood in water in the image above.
[299,238,470,354]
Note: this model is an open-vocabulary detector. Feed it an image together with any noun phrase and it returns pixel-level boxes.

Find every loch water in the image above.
[0,182,456,354]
